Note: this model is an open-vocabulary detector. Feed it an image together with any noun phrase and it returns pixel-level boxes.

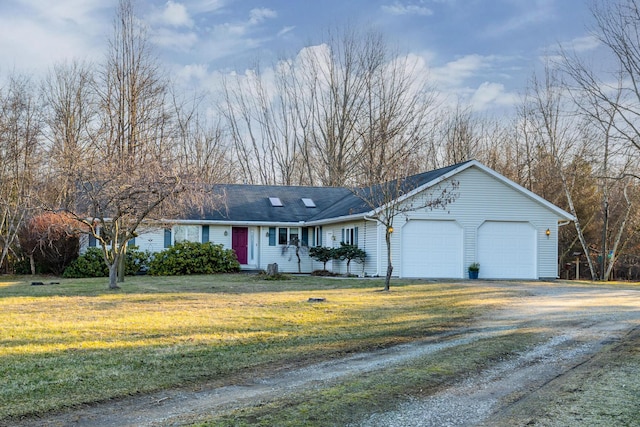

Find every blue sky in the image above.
[0,0,599,112]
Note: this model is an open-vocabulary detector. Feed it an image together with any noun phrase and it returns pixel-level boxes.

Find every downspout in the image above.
[364,215,381,277]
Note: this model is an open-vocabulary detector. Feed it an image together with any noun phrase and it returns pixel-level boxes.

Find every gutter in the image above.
[159,219,305,227]
[305,212,371,226]
[364,215,382,277]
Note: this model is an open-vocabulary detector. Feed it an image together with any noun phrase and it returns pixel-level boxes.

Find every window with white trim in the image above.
[341,226,358,245]
[278,227,300,245]
[174,225,200,243]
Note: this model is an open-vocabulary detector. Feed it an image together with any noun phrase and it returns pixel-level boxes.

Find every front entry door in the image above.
[232,227,249,264]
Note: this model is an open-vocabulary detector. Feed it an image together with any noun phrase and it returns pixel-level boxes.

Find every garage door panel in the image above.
[478,222,536,279]
[402,220,463,278]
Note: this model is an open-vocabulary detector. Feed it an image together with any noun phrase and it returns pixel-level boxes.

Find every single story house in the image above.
[88,160,575,279]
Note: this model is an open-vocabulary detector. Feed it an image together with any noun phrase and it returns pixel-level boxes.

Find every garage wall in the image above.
[387,166,562,279]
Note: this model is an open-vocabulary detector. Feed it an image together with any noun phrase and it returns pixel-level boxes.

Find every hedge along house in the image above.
[87,160,574,279]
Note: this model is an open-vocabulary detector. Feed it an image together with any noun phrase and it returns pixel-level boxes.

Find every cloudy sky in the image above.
[0,0,599,112]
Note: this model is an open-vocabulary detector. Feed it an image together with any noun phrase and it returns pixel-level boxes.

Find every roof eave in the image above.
[305,212,371,226]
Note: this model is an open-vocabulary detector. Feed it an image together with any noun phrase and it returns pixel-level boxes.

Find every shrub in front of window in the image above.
[335,243,366,275]
[309,246,335,271]
[147,241,240,275]
[63,246,151,278]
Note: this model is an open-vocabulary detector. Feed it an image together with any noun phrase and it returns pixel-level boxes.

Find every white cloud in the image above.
[0,1,107,74]
[152,28,198,51]
[160,1,193,28]
[249,8,277,25]
[432,54,492,87]
[470,82,519,111]
[483,0,554,37]
[188,0,225,14]
[175,63,209,84]
[277,26,296,37]
[381,2,433,16]
[567,35,600,53]
[145,1,199,52]
[17,0,108,28]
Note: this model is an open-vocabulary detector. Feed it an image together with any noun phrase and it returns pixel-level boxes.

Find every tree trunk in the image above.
[29,254,36,275]
[108,260,120,289]
[384,230,392,291]
[384,264,393,291]
[117,244,127,283]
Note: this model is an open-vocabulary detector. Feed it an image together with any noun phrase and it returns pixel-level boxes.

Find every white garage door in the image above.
[477,222,536,279]
[401,220,463,278]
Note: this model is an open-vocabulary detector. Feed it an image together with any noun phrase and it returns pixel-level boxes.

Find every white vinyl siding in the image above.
[379,166,562,279]
[128,227,166,254]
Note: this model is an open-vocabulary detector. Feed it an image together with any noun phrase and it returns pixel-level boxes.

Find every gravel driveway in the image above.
[14,281,640,427]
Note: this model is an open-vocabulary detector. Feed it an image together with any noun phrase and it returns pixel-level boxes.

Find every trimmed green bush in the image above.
[335,243,367,275]
[309,246,335,271]
[147,241,240,276]
[63,248,108,278]
[63,246,151,278]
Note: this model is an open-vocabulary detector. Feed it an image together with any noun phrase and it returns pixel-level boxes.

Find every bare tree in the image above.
[220,64,303,185]
[560,0,640,279]
[441,102,479,165]
[41,60,96,208]
[173,92,233,184]
[220,27,436,187]
[354,39,436,185]
[57,0,194,289]
[356,171,458,291]
[301,28,369,186]
[522,65,599,279]
[0,74,43,271]
[561,0,640,157]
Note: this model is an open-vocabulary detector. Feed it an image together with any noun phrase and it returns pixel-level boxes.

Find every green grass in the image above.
[0,274,517,422]
[198,331,543,427]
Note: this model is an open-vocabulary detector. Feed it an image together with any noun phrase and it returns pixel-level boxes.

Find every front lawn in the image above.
[0,274,515,421]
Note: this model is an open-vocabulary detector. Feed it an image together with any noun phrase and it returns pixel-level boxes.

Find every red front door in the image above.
[232,227,248,264]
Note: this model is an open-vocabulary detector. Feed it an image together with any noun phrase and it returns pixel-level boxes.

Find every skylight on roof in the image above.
[269,197,283,207]
[301,198,316,208]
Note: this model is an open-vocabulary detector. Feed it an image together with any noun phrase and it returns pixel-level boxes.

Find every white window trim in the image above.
[342,226,357,246]
[174,225,201,244]
[278,227,300,245]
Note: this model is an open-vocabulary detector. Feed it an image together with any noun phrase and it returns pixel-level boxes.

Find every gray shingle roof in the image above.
[187,161,471,223]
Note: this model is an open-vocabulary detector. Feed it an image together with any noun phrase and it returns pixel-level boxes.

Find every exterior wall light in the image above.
[545,228,551,237]
[388,226,394,234]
